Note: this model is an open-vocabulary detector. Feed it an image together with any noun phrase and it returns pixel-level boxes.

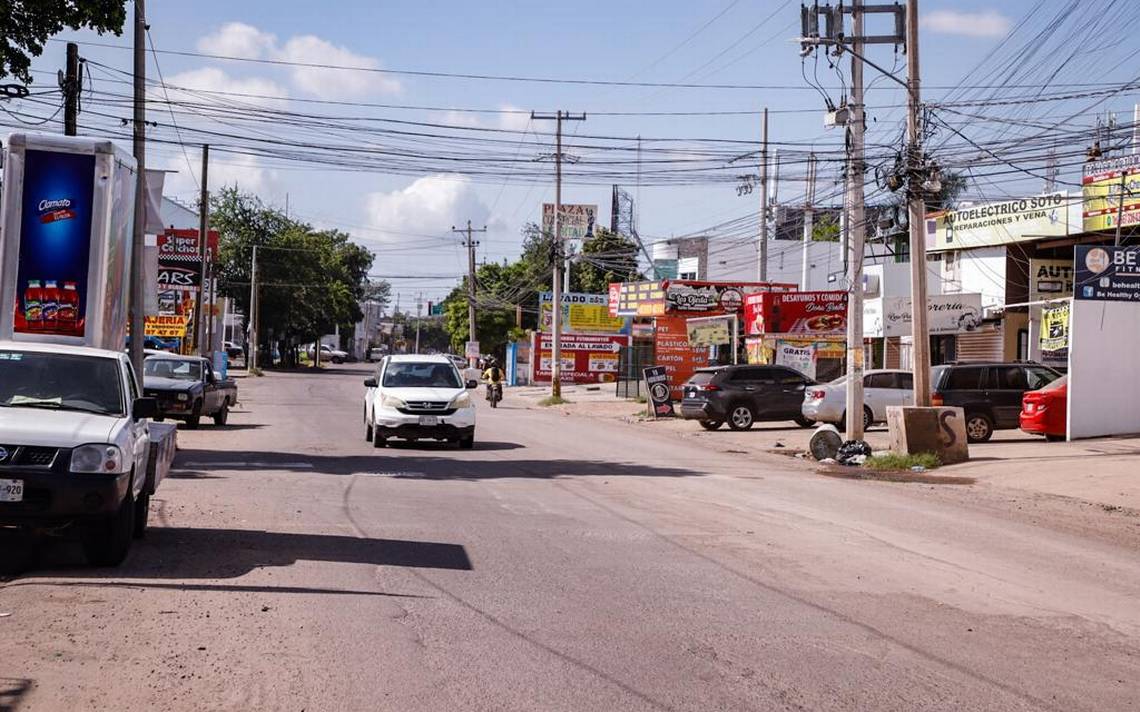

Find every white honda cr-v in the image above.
[364,354,478,449]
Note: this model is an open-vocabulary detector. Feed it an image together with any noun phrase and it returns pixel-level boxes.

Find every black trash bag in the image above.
[835,440,872,466]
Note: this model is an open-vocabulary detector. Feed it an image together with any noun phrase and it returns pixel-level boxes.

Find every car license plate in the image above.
[0,479,24,503]
[418,415,439,426]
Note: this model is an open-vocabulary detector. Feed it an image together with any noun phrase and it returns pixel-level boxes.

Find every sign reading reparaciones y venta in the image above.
[925,192,1076,253]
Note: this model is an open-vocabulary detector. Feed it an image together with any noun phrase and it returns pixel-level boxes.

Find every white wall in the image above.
[1068,300,1140,439]
[864,260,941,299]
[943,246,1006,314]
[707,238,853,290]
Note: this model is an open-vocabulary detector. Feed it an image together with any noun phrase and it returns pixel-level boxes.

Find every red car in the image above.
[1019,375,1067,441]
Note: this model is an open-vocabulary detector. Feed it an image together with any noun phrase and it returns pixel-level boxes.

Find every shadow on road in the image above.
[9,527,472,579]
[0,678,31,712]
[4,580,430,599]
[171,448,704,480]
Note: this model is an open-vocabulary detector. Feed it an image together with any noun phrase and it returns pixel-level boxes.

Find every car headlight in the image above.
[380,393,407,409]
[176,392,189,402]
[450,391,472,409]
[71,444,125,474]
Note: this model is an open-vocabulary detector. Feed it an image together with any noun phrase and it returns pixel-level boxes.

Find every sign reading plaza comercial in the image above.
[542,203,597,241]
[924,192,1075,253]
[1074,245,1140,301]
[1082,153,1140,232]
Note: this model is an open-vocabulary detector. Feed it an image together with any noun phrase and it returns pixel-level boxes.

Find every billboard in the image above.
[157,258,203,292]
[612,280,666,317]
[531,332,630,383]
[863,293,984,338]
[157,228,219,261]
[538,291,628,333]
[924,193,1074,253]
[1082,154,1140,232]
[542,203,597,241]
[654,316,709,398]
[743,291,847,336]
[686,315,734,346]
[144,314,189,339]
[1074,245,1140,301]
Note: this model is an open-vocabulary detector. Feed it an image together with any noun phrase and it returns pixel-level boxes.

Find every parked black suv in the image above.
[680,365,816,431]
[931,362,1062,443]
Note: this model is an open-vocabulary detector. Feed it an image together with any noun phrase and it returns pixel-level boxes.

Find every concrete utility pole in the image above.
[845,0,867,440]
[452,221,486,367]
[531,110,587,399]
[128,0,146,378]
[801,152,817,291]
[758,107,769,281]
[905,0,932,406]
[249,245,259,371]
[196,144,210,355]
[62,42,80,136]
[415,293,423,354]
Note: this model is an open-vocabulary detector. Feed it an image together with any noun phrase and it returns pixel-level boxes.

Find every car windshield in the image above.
[0,350,124,416]
[1040,374,1068,391]
[383,362,462,388]
[145,358,202,382]
[687,371,718,385]
[828,375,849,385]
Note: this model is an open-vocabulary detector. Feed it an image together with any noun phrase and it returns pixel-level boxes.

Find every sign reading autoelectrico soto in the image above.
[14,150,96,337]
[1075,245,1140,301]
[643,365,675,418]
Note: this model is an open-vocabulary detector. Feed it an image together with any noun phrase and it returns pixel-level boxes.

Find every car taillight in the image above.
[808,389,826,400]
[699,384,720,392]
[931,392,944,407]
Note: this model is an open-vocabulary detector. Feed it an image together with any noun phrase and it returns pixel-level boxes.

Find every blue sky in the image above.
[15,0,1140,306]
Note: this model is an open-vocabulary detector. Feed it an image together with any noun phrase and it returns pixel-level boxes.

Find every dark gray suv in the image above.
[931,362,1061,442]
[680,365,816,431]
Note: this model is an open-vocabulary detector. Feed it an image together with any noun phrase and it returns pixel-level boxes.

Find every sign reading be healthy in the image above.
[1075,245,1140,301]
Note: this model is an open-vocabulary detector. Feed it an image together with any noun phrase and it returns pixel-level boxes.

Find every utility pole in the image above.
[452,221,487,367]
[248,245,259,371]
[758,107,769,281]
[61,42,80,136]
[531,110,586,398]
[128,0,147,378]
[195,144,210,355]
[844,0,867,440]
[904,0,932,406]
[801,152,817,291]
[415,292,423,354]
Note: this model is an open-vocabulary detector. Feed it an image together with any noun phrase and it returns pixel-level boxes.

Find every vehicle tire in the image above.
[133,490,150,539]
[965,412,994,443]
[83,487,135,567]
[365,416,374,442]
[333,357,344,364]
[372,424,387,449]
[1045,433,1065,443]
[793,415,815,428]
[699,419,723,431]
[839,406,874,433]
[213,403,229,426]
[727,403,755,431]
[459,435,475,450]
[184,401,202,429]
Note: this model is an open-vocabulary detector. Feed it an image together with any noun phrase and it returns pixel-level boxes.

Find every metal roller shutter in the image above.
[955,325,1004,362]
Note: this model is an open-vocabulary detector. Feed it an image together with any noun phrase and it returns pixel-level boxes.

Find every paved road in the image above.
[2,365,1139,711]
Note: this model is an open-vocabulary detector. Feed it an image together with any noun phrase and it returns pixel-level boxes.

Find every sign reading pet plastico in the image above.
[643,366,675,418]
[744,291,848,336]
[531,332,630,383]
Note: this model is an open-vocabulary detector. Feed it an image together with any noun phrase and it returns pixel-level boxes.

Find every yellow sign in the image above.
[686,317,732,346]
[1082,155,1140,232]
[1040,302,1070,355]
[539,292,627,333]
[144,315,188,338]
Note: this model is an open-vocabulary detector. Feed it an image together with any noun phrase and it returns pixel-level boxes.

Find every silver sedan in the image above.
[801,369,914,430]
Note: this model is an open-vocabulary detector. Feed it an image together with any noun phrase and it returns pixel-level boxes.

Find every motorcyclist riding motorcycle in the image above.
[482,358,505,405]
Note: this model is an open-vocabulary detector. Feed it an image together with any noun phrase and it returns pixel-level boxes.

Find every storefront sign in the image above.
[686,315,733,346]
[864,293,984,338]
[542,203,597,241]
[538,291,628,333]
[1040,303,1070,361]
[664,281,747,313]
[157,259,202,292]
[744,290,847,335]
[1074,245,1140,301]
[12,150,96,337]
[1082,154,1140,232]
[643,365,675,418]
[612,280,666,317]
[654,316,708,398]
[924,193,1074,253]
[776,343,814,378]
[157,228,219,261]
[144,314,188,338]
[1029,259,1074,302]
[531,332,629,383]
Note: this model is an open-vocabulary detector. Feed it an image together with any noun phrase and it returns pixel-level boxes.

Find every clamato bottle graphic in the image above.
[58,281,79,328]
[41,280,60,327]
[23,280,43,328]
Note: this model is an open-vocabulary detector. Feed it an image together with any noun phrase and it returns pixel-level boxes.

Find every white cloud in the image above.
[197,22,277,59]
[497,104,531,132]
[432,110,483,128]
[366,174,491,239]
[162,67,288,106]
[157,147,280,203]
[277,35,401,99]
[921,10,1011,38]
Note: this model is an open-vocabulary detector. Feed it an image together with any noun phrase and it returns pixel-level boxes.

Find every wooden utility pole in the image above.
[905,0,932,406]
[128,0,147,378]
[452,221,487,367]
[62,42,80,136]
[249,246,259,371]
[758,107,769,281]
[196,144,210,355]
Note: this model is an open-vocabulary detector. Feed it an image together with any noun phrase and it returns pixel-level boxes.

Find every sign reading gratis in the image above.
[1075,245,1140,301]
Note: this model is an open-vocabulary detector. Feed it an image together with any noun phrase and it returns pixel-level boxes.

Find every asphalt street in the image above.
[2,364,1139,711]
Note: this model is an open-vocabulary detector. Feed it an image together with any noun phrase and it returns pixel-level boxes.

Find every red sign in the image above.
[654,316,710,398]
[158,228,220,261]
[531,332,631,384]
[744,291,848,336]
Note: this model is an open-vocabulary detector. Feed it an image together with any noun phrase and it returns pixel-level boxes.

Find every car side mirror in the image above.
[466,379,479,389]
[364,377,378,388]
[133,397,158,421]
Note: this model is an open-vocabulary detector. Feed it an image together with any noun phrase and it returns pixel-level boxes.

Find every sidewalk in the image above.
[509,384,1140,514]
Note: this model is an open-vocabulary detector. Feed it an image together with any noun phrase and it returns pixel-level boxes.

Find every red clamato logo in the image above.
[37,198,75,223]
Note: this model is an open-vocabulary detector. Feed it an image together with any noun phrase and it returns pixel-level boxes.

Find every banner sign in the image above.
[643,365,675,418]
[144,314,188,338]
[654,316,708,398]
[924,192,1074,253]
[863,293,984,338]
[744,290,847,336]
[157,228,219,261]
[157,258,202,292]
[13,150,96,338]
[531,332,629,383]
[686,315,734,346]
[612,280,666,317]
[542,203,597,242]
[1040,303,1070,361]
[1074,245,1140,301]
[1082,154,1140,232]
[776,342,814,378]
[538,291,628,333]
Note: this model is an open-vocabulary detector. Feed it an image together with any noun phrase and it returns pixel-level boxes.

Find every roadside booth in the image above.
[742,290,848,381]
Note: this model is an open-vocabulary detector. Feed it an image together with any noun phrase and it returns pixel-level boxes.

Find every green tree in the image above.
[812,213,841,242]
[571,227,643,293]
[1,2,127,83]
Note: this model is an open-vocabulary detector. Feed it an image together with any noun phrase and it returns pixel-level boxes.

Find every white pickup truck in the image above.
[0,341,171,566]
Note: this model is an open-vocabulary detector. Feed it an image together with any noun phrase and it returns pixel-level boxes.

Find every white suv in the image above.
[364,354,477,449]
